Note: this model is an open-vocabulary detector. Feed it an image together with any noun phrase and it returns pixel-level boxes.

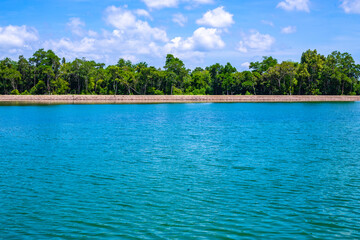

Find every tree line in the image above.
[0,49,359,95]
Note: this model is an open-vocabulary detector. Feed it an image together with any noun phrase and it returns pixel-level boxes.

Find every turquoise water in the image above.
[1,103,360,239]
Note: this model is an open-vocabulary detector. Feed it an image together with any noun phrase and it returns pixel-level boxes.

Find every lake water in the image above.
[1,103,360,239]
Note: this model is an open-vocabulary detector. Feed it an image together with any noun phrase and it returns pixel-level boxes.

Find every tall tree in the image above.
[164,54,189,95]
[297,49,325,95]
[264,61,298,95]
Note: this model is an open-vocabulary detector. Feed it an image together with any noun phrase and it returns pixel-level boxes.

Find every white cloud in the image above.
[88,30,98,37]
[164,27,224,63]
[43,5,225,65]
[238,42,248,53]
[44,30,166,62]
[166,37,193,52]
[141,0,213,9]
[237,31,275,53]
[261,20,274,27]
[44,37,96,53]
[0,25,38,48]
[135,9,152,19]
[141,0,178,9]
[192,27,225,50]
[105,6,137,30]
[67,18,85,36]
[67,18,99,38]
[241,62,250,69]
[340,0,360,14]
[196,6,234,28]
[281,26,297,34]
[184,0,214,8]
[277,0,310,12]
[173,13,188,27]
[133,21,168,42]
[105,6,168,42]
[165,27,225,52]
[45,6,169,63]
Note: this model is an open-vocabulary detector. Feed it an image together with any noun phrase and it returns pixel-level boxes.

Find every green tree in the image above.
[263,61,298,95]
[250,56,278,74]
[220,63,237,95]
[322,51,359,95]
[3,68,22,93]
[233,71,258,95]
[164,54,189,94]
[297,49,325,95]
[184,68,211,95]
[17,55,32,92]
[206,63,223,95]
[0,58,21,94]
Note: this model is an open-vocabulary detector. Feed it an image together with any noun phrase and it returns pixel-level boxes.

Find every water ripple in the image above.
[1,103,360,239]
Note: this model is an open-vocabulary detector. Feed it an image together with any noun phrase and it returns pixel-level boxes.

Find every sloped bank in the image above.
[0,95,360,104]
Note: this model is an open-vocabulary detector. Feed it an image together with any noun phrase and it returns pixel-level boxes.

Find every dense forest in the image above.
[0,49,359,95]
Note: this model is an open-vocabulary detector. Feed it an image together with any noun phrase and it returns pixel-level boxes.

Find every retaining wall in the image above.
[0,95,360,104]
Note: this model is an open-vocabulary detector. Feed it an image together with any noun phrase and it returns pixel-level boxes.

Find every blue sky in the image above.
[0,0,360,70]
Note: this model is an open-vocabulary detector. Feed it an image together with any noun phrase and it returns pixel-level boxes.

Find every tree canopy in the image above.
[1,49,359,95]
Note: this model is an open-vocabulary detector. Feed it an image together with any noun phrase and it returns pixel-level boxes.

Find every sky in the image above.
[0,0,360,70]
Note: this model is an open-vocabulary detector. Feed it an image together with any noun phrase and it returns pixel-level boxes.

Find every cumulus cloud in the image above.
[135,9,152,19]
[44,37,96,53]
[163,27,225,64]
[88,30,98,37]
[105,6,168,42]
[44,5,225,65]
[281,26,297,34]
[191,27,225,50]
[67,18,86,36]
[237,31,275,53]
[0,25,38,48]
[44,31,165,62]
[164,27,224,63]
[340,0,360,14]
[165,27,225,52]
[105,6,137,30]
[45,6,171,62]
[277,0,310,12]
[173,13,188,27]
[196,6,234,28]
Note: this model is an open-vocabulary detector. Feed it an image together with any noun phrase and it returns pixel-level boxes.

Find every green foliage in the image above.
[36,81,46,94]
[11,89,20,95]
[30,86,37,95]
[154,90,164,95]
[192,88,206,95]
[263,61,297,95]
[172,87,183,95]
[0,49,359,96]
[52,77,69,94]
[164,54,189,95]
[250,56,278,74]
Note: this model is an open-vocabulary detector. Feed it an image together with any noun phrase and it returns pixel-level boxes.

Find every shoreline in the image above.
[1,95,360,104]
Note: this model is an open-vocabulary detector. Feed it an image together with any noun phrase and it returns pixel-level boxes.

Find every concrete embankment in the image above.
[0,95,360,104]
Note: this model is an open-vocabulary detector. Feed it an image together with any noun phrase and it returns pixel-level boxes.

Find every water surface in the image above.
[1,103,360,239]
